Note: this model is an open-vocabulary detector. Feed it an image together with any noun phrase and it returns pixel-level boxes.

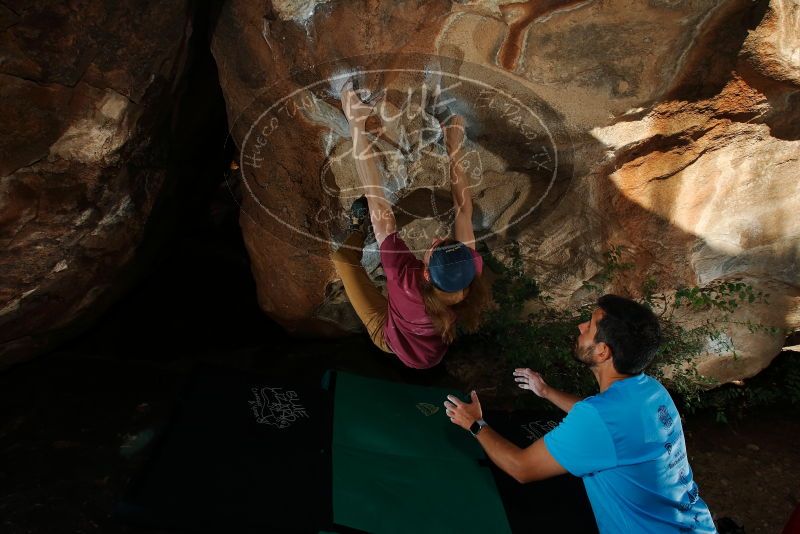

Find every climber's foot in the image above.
[348,195,374,240]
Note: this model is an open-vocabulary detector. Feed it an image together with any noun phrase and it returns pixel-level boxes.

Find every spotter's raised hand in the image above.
[513,368,550,399]
[443,390,482,431]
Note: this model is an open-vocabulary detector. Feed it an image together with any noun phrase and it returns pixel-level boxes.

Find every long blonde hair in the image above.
[421,241,491,344]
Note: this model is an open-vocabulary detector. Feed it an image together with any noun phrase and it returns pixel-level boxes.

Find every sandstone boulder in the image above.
[211,0,798,381]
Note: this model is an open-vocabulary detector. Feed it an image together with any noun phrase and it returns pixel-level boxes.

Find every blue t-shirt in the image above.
[543,374,716,533]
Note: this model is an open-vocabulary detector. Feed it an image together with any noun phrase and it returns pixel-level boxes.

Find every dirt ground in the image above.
[1,343,797,534]
[684,408,800,533]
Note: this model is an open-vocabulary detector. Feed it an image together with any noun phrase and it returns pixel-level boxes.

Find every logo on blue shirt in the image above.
[657,404,673,428]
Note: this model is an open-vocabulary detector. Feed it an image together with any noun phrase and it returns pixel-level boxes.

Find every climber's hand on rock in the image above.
[340,80,374,126]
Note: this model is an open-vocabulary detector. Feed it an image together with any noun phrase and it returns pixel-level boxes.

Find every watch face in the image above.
[470,420,482,435]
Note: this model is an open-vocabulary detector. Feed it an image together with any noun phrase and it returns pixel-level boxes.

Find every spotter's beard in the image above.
[572,338,595,366]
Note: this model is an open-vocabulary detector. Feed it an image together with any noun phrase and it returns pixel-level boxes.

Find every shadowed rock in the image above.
[0,1,197,366]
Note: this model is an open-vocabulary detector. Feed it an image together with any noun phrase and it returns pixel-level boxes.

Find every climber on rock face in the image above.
[330,77,491,369]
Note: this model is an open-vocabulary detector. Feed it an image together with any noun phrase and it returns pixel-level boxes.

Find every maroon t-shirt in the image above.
[380,232,484,369]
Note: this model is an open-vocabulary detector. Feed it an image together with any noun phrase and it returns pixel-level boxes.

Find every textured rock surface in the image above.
[211,0,799,381]
[0,1,194,366]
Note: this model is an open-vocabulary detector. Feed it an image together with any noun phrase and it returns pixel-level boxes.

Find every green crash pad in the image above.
[332,372,512,534]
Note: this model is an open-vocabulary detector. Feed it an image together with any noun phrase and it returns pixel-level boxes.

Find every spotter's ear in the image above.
[595,342,613,364]
[423,268,431,282]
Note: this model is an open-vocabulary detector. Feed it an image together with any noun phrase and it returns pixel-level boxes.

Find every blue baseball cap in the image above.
[428,241,477,292]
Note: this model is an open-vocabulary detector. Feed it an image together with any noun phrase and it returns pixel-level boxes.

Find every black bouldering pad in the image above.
[114,364,332,533]
[114,365,596,533]
[484,409,599,533]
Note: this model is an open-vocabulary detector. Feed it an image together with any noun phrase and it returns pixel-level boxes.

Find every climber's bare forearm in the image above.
[454,210,475,250]
[449,151,476,249]
[449,149,472,208]
[350,122,396,244]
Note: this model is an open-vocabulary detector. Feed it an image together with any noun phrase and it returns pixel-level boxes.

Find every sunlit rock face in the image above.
[214,0,799,381]
[0,2,193,366]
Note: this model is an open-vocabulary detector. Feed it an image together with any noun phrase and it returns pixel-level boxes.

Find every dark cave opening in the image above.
[58,1,284,361]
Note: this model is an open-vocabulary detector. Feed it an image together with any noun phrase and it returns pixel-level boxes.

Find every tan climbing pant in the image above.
[331,231,394,354]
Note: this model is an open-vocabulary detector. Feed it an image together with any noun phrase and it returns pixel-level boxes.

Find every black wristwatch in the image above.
[469,418,487,437]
